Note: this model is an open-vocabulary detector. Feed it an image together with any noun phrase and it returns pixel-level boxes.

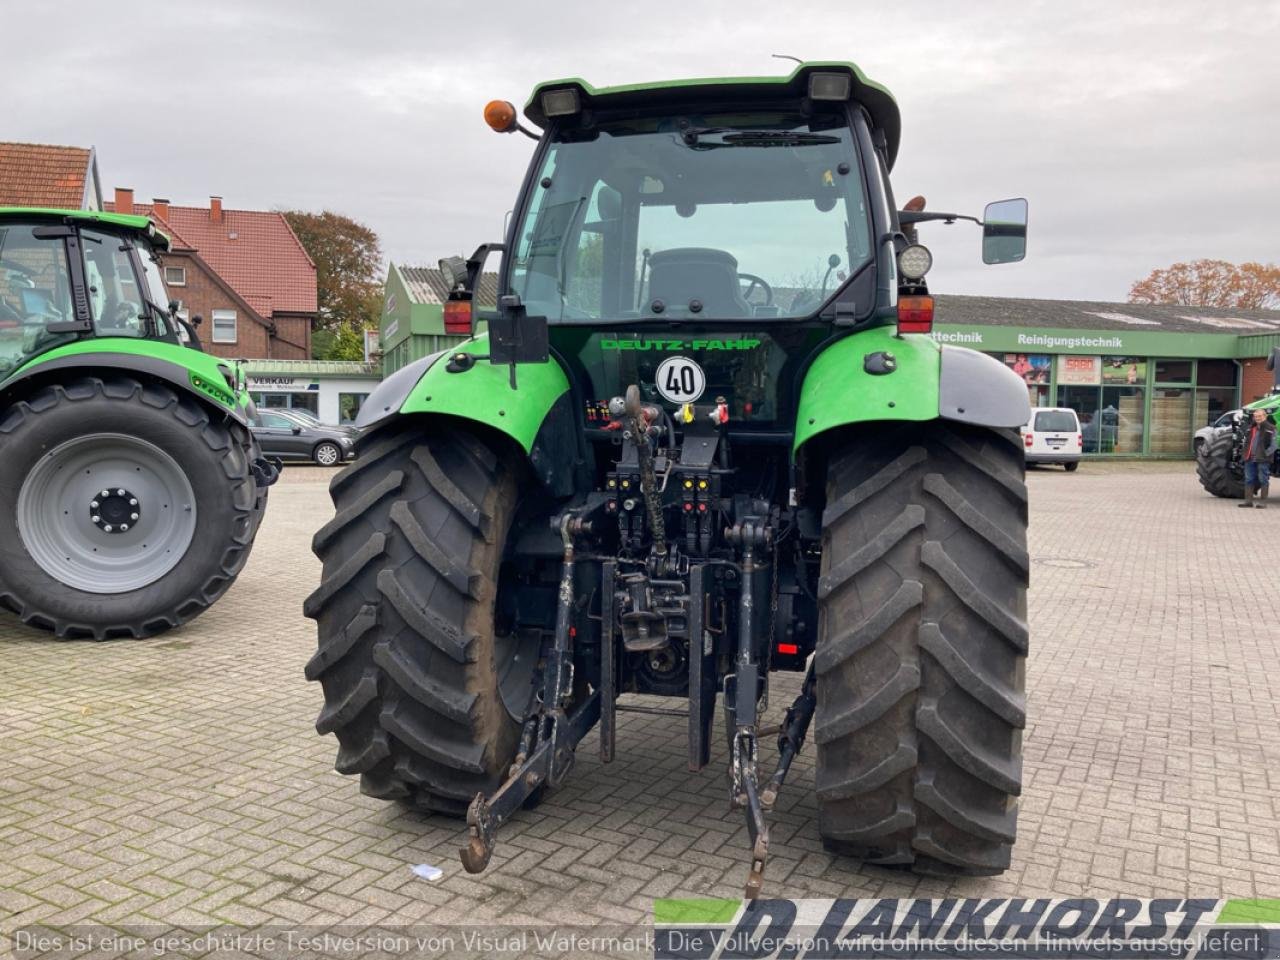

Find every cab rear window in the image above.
[1034,411,1078,432]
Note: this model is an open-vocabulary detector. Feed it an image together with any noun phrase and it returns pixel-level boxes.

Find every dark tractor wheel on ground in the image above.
[1196,427,1244,499]
[314,441,342,467]
[303,426,540,814]
[0,376,260,639]
[1063,461,1079,472]
[814,421,1029,875]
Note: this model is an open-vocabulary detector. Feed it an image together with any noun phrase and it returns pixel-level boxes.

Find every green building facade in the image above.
[378,264,497,378]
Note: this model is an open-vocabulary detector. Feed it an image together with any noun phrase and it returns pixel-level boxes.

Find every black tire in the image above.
[1196,427,1244,499]
[0,376,260,639]
[814,421,1029,875]
[303,425,535,813]
[314,441,342,467]
[1063,461,1079,472]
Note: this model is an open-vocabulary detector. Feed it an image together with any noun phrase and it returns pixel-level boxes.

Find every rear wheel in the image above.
[1196,427,1244,499]
[814,421,1028,874]
[304,425,540,812]
[1063,461,1079,472]
[0,376,260,639]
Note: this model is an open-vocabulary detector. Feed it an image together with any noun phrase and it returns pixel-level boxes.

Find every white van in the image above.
[1021,407,1083,470]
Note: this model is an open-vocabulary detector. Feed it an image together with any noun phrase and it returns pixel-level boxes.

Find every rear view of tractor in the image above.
[306,62,1032,895]
[0,208,277,638]
[1196,349,1280,499]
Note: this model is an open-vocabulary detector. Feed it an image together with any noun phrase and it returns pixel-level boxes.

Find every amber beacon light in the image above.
[484,100,518,133]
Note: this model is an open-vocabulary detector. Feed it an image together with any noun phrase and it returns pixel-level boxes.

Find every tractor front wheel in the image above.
[1195,427,1244,499]
[0,376,260,639]
[304,426,540,813]
[814,421,1029,875]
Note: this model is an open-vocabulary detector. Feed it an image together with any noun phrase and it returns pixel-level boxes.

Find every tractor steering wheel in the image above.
[739,273,773,305]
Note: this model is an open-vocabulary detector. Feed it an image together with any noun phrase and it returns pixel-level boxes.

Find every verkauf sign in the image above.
[247,376,319,391]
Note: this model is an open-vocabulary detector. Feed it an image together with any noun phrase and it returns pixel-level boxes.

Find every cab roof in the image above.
[0,206,170,250]
[524,61,901,168]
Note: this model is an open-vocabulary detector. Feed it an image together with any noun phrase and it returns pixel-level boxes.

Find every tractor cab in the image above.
[0,209,193,378]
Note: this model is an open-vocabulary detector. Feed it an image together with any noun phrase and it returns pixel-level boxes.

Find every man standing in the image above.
[1238,408,1277,508]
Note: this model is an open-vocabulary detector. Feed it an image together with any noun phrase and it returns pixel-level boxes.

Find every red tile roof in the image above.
[0,142,93,208]
[106,200,317,316]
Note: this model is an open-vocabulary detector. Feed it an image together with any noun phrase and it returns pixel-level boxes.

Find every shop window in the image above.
[1154,359,1193,383]
[1150,387,1192,454]
[1101,386,1145,453]
[1196,359,1237,387]
[1102,356,1145,386]
[1058,385,1102,453]
[997,352,1051,407]
[339,392,370,424]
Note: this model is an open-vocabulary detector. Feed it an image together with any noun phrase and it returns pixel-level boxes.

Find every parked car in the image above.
[250,410,356,466]
[1021,407,1083,470]
[1194,409,1238,453]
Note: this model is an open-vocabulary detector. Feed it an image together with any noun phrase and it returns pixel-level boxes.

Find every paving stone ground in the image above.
[3,462,1280,934]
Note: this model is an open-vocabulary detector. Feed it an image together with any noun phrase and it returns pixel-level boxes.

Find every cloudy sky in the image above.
[9,0,1278,301]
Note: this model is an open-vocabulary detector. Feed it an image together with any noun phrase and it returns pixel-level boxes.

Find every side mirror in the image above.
[982,198,1028,264]
[291,425,302,435]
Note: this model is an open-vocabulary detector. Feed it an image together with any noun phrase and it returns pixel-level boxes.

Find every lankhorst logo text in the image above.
[655,897,1280,959]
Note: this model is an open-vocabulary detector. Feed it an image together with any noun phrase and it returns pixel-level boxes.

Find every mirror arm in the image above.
[898,211,982,226]
[465,243,506,292]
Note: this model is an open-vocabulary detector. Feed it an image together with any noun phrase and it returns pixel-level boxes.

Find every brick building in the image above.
[106,189,317,361]
[0,141,102,209]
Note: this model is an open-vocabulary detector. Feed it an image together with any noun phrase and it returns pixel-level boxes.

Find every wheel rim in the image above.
[316,444,339,465]
[16,433,198,594]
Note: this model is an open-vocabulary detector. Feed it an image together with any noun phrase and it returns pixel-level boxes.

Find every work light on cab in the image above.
[484,100,518,133]
[808,71,852,101]
[897,243,932,280]
[540,88,581,117]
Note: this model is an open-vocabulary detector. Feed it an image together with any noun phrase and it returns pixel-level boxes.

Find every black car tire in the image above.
[314,441,342,467]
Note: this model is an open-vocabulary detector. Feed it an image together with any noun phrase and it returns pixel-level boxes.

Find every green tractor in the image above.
[0,208,278,639]
[305,62,1031,895]
[1195,350,1280,499]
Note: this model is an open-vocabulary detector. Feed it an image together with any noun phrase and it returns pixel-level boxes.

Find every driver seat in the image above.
[646,248,751,318]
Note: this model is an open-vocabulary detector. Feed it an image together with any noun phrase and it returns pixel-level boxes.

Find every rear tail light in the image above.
[897,295,934,334]
[1077,434,1084,447]
[443,297,473,336]
[1025,433,1033,448]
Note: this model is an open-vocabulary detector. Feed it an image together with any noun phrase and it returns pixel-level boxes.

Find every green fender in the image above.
[793,325,1030,453]
[394,334,571,453]
[1,338,252,423]
[794,327,939,452]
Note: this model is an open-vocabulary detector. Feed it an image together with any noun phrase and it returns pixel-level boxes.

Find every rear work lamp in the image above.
[541,88,581,117]
[808,72,852,101]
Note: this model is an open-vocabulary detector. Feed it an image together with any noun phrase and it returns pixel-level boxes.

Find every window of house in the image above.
[211,308,237,343]
[164,265,186,286]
